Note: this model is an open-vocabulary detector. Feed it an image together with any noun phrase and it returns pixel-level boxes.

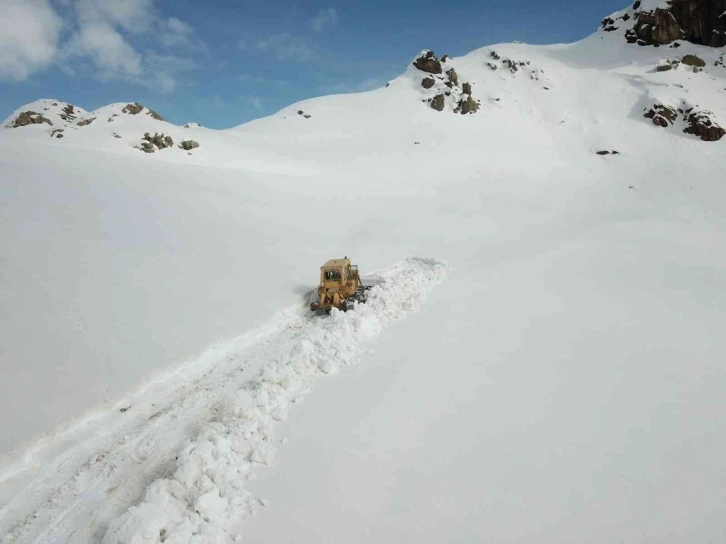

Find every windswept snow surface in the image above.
[2,13,726,544]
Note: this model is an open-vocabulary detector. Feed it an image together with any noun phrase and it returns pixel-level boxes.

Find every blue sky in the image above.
[1,0,628,129]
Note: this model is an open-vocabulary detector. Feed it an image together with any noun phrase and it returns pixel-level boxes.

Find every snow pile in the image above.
[102,258,450,543]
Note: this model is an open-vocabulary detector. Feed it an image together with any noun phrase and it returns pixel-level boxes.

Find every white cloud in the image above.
[61,1,204,92]
[0,0,63,81]
[311,8,338,32]
[63,21,143,78]
[256,34,314,62]
[75,0,156,33]
[160,17,208,52]
[0,0,206,91]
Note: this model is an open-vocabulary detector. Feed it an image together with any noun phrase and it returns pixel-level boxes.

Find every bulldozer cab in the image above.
[320,258,357,286]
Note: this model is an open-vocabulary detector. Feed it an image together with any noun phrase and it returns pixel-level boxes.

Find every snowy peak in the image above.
[600,0,726,47]
[2,99,90,131]
[2,99,206,155]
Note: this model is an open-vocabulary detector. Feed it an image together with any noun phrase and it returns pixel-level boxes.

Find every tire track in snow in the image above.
[1,308,307,543]
[0,258,449,543]
[102,258,450,544]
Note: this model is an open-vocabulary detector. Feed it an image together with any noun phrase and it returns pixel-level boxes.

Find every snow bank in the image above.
[102,258,450,543]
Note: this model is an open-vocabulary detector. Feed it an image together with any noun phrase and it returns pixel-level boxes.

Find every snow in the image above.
[2,11,726,543]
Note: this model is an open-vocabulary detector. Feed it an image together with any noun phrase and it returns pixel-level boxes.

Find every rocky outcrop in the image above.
[60,104,77,122]
[77,117,96,126]
[179,140,200,150]
[50,129,64,139]
[8,111,53,128]
[644,104,678,127]
[421,77,435,89]
[123,103,144,115]
[146,108,165,121]
[446,68,458,87]
[412,50,442,74]
[457,94,480,115]
[644,101,724,141]
[123,102,165,121]
[625,0,726,47]
[683,109,725,141]
[656,58,680,71]
[681,54,705,67]
[462,82,472,95]
[430,94,445,111]
[138,132,174,153]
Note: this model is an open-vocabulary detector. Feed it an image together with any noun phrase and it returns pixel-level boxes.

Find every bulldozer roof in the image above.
[321,258,350,268]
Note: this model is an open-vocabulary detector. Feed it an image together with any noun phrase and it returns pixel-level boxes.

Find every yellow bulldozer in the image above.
[310,257,372,313]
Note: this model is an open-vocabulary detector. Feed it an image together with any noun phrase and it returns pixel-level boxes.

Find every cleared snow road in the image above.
[0,258,449,544]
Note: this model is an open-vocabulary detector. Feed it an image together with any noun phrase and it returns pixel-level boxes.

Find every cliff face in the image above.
[625,0,726,47]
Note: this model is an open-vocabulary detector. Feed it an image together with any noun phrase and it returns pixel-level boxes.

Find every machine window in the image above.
[325,269,341,281]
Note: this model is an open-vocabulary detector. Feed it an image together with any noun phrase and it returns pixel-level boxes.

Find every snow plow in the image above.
[310,257,372,313]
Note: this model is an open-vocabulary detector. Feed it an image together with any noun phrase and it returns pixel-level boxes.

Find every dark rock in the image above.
[412,50,442,74]
[146,108,164,121]
[612,150,621,154]
[681,54,706,67]
[114,133,122,139]
[657,60,678,71]
[444,81,453,89]
[683,109,725,141]
[297,110,304,115]
[644,104,678,127]
[60,104,77,122]
[633,0,641,9]
[458,95,480,115]
[123,103,144,115]
[119,103,165,121]
[446,68,458,86]
[421,77,435,89]
[487,62,498,70]
[462,82,472,94]
[140,132,174,152]
[9,111,53,128]
[490,51,501,60]
[628,0,726,47]
[430,94,445,111]
[303,114,311,119]
[50,129,64,139]
[504,59,518,73]
[441,55,450,62]
[77,117,96,127]
[179,140,200,150]
[108,114,119,122]
[596,150,611,155]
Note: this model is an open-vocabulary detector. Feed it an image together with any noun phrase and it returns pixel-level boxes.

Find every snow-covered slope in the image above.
[1,6,726,542]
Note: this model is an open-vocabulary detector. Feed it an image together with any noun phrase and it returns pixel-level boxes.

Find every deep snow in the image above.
[2,14,726,543]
